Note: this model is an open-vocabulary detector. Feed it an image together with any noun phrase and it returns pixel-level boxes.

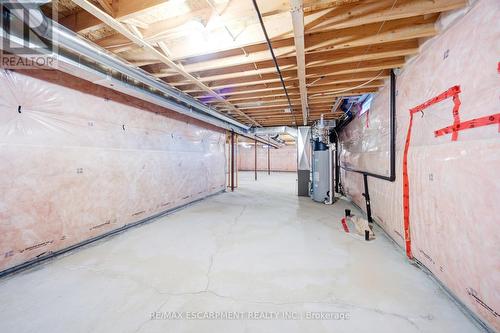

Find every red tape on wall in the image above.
[403,86,461,259]
[435,113,500,137]
[403,84,500,260]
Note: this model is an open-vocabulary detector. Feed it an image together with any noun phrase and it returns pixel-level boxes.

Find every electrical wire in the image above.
[252,0,296,125]
[326,69,384,95]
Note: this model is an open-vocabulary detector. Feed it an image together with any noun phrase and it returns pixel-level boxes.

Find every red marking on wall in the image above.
[366,110,370,128]
[450,94,462,140]
[435,113,500,137]
[403,85,461,259]
[409,86,461,114]
[402,114,414,259]
[341,217,350,233]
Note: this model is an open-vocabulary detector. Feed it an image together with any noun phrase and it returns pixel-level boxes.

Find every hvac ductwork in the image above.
[251,126,298,138]
[4,1,251,132]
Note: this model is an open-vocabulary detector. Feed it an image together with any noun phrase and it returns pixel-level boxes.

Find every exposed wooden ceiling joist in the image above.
[60,0,167,32]
[175,70,389,93]
[135,38,416,86]
[71,0,261,127]
[130,16,429,74]
[290,0,308,125]
[52,0,467,127]
[305,0,466,32]
[303,0,362,13]
[185,57,404,98]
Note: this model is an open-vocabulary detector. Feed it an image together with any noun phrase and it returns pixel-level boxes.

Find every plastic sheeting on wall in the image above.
[0,69,226,272]
[339,87,391,177]
[339,0,500,330]
[238,144,297,172]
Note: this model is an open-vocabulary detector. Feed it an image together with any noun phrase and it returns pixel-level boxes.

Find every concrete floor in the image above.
[0,172,483,333]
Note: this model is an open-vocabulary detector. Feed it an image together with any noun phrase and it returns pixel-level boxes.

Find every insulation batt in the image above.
[339,0,500,329]
[0,69,226,272]
[238,144,297,172]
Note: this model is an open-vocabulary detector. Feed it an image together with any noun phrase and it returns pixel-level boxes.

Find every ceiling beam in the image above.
[303,0,362,13]
[227,94,301,103]
[226,90,301,101]
[307,80,384,93]
[71,0,261,127]
[142,48,297,75]
[96,0,113,15]
[135,20,424,77]
[147,57,297,79]
[200,73,296,89]
[306,39,419,66]
[58,0,467,129]
[161,50,406,89]
[106,14,433,73]
[237,91,377,111]
[305,0,467,33]
[186,57,402,97]
[177,70,388,94]
[204,80,300,96]
[305,15,437,52]
[93,1,292,55]
[306,57,406,77]
[130,38,417,80]
[224,80,384,104]
[60,0,167,33]
[306,69,390,86]
[290,0,308,125]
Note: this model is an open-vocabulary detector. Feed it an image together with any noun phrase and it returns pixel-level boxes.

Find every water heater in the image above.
[310,116,335,204]
[312,141,330,203]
